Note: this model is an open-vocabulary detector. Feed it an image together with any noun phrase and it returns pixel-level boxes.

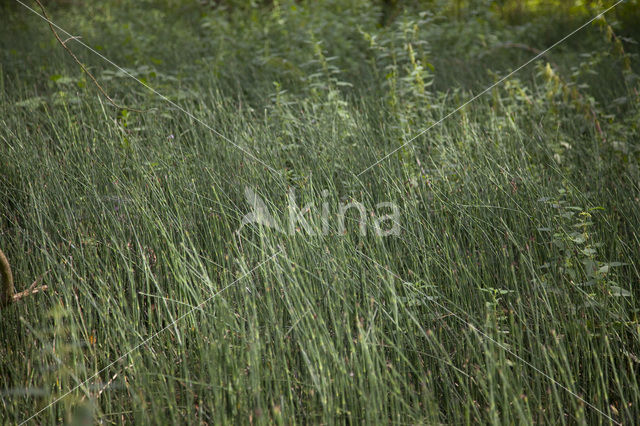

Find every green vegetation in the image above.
[1,0,639,423]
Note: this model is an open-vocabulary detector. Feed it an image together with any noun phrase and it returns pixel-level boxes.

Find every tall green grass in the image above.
[1,0,639,424]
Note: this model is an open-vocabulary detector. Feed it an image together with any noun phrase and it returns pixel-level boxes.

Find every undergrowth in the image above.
[1,0,639,424]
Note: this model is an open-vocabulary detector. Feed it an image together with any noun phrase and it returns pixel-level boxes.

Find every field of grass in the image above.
[1,0,640,424]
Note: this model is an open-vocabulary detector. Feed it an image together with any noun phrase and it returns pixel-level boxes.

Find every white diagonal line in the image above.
[19,249,282,425]
[355,249,621,425]
[15,0,280,176]
[356,0,624,177]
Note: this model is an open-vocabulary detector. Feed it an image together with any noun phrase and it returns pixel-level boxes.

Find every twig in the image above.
[10,269,50,302]
[34,0,142,112]
[12,285,48,302]
[78,363,133,403]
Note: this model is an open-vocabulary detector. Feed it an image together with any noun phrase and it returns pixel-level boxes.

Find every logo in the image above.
[238,187,400,236]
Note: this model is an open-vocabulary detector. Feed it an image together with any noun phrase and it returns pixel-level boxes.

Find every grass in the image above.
[1,0,640,424]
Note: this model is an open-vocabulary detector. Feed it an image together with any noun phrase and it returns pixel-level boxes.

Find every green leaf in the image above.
[609,285,632,297]
[15,96,46,109]
[569,233,586,244]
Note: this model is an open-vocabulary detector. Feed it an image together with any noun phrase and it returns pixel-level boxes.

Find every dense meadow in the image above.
[1,0,640,423]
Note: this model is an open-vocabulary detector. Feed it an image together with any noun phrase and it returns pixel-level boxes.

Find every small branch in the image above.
[12,285,48,302]
[62,35,82,45]
[12,270,50,302]
[34,0,142,112]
